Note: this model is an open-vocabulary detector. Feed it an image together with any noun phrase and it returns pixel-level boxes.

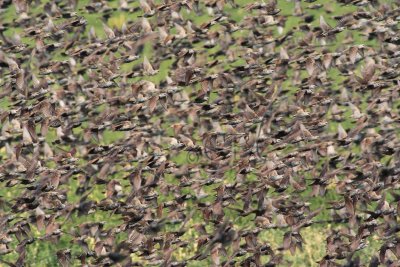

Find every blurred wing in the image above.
[143,56,155,74]
[362,62,375,83]
[320,15,331,32]
[148,95,159,113]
